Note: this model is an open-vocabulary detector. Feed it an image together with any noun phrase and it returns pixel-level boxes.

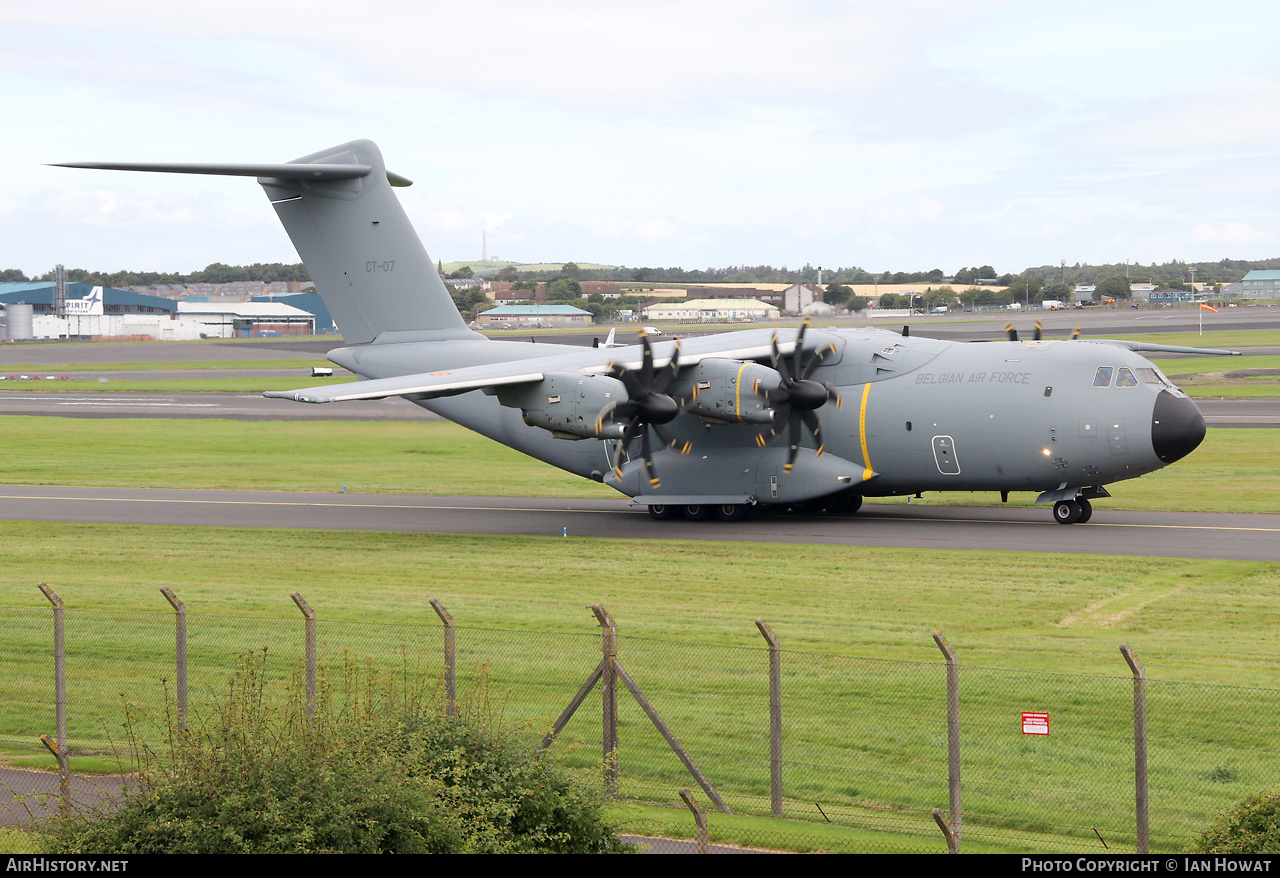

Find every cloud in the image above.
[1190,222,1275,249]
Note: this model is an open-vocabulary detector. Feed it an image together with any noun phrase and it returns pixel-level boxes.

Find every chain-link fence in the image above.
[2,587,1276,854]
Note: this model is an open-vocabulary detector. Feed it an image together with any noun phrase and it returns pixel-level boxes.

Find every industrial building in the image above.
[475,304,593,327]
[1240,270,1280,299]
[0,282,313,340]
[641,298,779,322]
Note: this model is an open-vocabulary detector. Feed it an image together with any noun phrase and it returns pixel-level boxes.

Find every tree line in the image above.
[0,263,313,287]
[6,254,1271,295]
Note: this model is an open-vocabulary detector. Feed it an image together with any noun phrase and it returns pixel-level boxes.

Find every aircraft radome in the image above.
[56,140,1237,524]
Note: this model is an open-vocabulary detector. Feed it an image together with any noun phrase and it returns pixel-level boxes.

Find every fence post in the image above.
[679,789,709,854]
[160,587,187,730]
[931,807,959,854]
[1120,644,1148,854]
[591,605,618,794]
[429,599,456,716]
[291,592,316,719]
[755,618,783,817]
[37,583,69,811]
[933,630,961,846]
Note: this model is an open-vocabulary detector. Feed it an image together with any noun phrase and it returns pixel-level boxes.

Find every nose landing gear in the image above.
[1053,498,1093,525]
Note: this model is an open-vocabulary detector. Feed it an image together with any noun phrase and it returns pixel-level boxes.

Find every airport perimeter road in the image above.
[0,486,1276,561]
[0,391,441,420]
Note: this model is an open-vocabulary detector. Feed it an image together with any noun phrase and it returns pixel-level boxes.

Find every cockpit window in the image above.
[1136,367,1168,386]
[1093,367,1113,387]
[1115,367,1138,387]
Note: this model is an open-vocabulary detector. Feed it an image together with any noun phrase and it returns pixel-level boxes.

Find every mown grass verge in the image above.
[1,527,1276,853]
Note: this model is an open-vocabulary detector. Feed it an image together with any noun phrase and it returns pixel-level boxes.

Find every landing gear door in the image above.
[932,435,961,475]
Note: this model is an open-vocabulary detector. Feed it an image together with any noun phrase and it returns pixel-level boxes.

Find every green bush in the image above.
[1194,787,1280,854]
[42,652,628,854]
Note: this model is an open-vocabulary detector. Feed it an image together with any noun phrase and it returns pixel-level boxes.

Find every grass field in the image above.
[1,525,1276,853]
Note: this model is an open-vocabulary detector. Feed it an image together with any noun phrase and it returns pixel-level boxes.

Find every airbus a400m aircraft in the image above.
[58,139,1233,524]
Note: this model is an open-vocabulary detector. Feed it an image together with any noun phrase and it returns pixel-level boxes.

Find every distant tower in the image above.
[54,264,67,319]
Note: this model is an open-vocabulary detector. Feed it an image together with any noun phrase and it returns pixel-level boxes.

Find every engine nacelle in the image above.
[494,372,627,439]
[670,358,779,425]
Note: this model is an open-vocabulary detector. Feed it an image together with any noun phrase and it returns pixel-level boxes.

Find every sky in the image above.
[4,0,1280,278]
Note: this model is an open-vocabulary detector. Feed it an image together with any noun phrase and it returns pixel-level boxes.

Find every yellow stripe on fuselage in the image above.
[859,383,872,470]
[734,362,748,420]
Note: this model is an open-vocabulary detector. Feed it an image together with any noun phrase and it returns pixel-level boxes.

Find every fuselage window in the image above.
[1093,367,1113,387]
[1116,367,1138,387]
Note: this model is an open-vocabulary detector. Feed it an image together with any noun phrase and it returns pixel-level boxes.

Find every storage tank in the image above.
[6,303,33,340]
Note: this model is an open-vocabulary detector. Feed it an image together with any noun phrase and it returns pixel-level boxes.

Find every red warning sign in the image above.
[1022,712,1050,735]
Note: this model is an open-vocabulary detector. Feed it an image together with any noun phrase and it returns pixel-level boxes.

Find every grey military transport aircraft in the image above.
[57,139,1235,524]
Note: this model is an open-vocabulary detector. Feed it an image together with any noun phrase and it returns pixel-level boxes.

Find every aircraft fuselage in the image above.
[326,326,1204,508]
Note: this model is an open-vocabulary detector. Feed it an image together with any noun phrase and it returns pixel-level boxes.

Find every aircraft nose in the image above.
[1151,390,1206,464]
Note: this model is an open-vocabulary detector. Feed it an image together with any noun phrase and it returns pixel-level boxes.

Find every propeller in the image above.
[597,332,692,489]
[754,319,842,472]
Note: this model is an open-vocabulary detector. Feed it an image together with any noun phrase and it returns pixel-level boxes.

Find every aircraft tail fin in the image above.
[261,140,477,345]
[55,139,479,346]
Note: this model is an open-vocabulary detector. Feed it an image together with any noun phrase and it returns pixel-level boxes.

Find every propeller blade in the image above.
[1034,321,1042,341]
[785,412,804,470]
[1072,327,1082,340]
[755,404,790,446]
[1006,323,1019,342]
[802,409,823,456]
[802,343,837,380]
[640,428,659,488]
[653,340,682,394]
[639,333,654,387]
[792,319,810,381]
[653,422,692,455]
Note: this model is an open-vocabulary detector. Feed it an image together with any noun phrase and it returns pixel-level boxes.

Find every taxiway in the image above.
[0,486,1275,562]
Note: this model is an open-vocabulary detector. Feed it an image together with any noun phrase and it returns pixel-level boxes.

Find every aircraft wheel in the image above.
[831,493,864,515]
[1053,500,1083,525]
[684,504,710,521]
[1076,498,1093,523]
[648,504,678,521]
[716,503,749,522]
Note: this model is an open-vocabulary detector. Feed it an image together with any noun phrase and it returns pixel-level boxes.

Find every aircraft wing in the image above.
[264,366,547,403]
[1082,339,1241,356]
[265,332,799,404]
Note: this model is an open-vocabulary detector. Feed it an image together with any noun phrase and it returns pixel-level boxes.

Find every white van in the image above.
[642,326,664,336]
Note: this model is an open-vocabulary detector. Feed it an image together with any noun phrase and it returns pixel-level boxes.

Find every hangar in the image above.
[0,282,313,340]
[641,298,780,323]
[476,304,593,327]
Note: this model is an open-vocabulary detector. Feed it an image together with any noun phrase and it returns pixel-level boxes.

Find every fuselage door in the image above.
[932,435,961,475]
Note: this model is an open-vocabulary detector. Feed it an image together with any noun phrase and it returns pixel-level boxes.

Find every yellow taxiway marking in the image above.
[0,493,1277,535]
[856,513,1280,534]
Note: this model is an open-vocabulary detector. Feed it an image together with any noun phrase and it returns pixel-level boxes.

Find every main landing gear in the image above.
[647,503,752,522]
[1052,498,1093,525]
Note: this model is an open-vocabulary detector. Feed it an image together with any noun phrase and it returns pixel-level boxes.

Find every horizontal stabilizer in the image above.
[49,160,412,186]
